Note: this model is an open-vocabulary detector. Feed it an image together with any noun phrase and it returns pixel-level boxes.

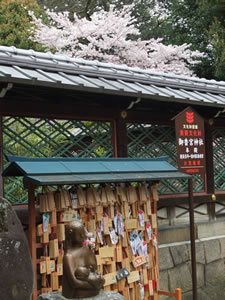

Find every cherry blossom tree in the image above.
[29,5,203,75]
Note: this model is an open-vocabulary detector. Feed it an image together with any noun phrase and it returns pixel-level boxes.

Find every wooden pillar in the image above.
[115,114,128,157]
[27,183,37,300]
[205,123,215,220]
[168,206,176,226]
[0,116,3,197]
[112,120,118,158]
[175,288,182,300]
[205,123,214,194]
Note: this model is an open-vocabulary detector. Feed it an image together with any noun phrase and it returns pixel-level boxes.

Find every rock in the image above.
[159,247,174,271]
[159,270,169,291]
[205,259,225,284]
[182,290,194,300]
[195,242,205,264]
[196,263,204,288]
[168,262,192,292]
[219,237,225,258]
[204,239,220,264]
[0,197,33,300]
[197,283,225,300]
[197,221,225,239]
[170,244,190,265]
[158,226,190,244]
[37,290,124,300]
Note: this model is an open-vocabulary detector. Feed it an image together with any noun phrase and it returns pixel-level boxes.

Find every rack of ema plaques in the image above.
[35,183,162,299]
[3,156,186,300]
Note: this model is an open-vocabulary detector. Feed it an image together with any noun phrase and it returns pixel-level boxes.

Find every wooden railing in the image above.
[159,288,182,300]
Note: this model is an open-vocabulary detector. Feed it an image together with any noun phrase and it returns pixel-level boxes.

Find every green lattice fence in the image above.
[3,117,208,203]
[127,123,204,194]
[3,117,113,204]
[213,128,225,191]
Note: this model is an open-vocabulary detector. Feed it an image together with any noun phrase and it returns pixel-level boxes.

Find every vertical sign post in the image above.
[174,107,206,177]
[175,107,200,300]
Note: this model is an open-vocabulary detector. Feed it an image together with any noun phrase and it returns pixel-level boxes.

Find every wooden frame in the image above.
[26,182,38,300]
[24,179,194,300]
[159,288,182,300]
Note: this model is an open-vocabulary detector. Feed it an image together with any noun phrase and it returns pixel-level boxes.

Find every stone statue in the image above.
[62,221,105,299]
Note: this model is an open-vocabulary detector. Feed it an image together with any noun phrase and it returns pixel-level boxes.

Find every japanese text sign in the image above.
[174,107,206,177]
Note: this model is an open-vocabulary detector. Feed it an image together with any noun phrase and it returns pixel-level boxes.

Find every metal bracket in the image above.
[0,83,13,98]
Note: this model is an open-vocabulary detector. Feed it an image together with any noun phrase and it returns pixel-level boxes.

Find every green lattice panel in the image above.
[3,117,113,204]
[127,123,204,194]
[213,128,225,191]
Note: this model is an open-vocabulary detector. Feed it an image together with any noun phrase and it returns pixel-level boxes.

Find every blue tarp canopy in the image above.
[2,155,191,185]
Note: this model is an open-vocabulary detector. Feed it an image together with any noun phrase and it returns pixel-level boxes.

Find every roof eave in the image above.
[1,77,225,109]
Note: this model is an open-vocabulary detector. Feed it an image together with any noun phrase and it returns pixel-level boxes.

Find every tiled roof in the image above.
[0,45,225,107]
[3,155,190,185]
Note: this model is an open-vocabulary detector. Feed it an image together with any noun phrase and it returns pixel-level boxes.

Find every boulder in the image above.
[0,197,33,300]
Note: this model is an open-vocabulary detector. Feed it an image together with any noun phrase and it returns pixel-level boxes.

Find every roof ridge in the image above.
[1,45,225,108]
[1,45,225,88]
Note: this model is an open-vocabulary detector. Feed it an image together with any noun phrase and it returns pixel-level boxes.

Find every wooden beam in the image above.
[0,98,175,125]
[212,119,225,129]
[159,288,182,299]
[158,192,224,207]
[158,290,176,297]
[0,99,117,120]
[125,109,173,125]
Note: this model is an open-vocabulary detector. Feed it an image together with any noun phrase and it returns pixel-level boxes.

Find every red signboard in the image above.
[174,107,206,177]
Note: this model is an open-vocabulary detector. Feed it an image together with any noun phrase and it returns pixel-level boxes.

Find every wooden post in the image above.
[27,183,37,300]
[188,178,197,300]
[168,206,176,225]
[113,120,118,158]
[207,202,216,221]
[204,123,214,194]
[115,115,128,157]
[205,123,216,221]
[175,288,182,300]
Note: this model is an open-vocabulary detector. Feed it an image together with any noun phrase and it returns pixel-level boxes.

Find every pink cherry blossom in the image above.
[29,5,203,75]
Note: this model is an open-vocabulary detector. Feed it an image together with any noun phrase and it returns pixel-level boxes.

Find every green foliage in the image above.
[37,0,104,18]
[146,0,225,80]
[208,19,225,80]
[0,0,46,50]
